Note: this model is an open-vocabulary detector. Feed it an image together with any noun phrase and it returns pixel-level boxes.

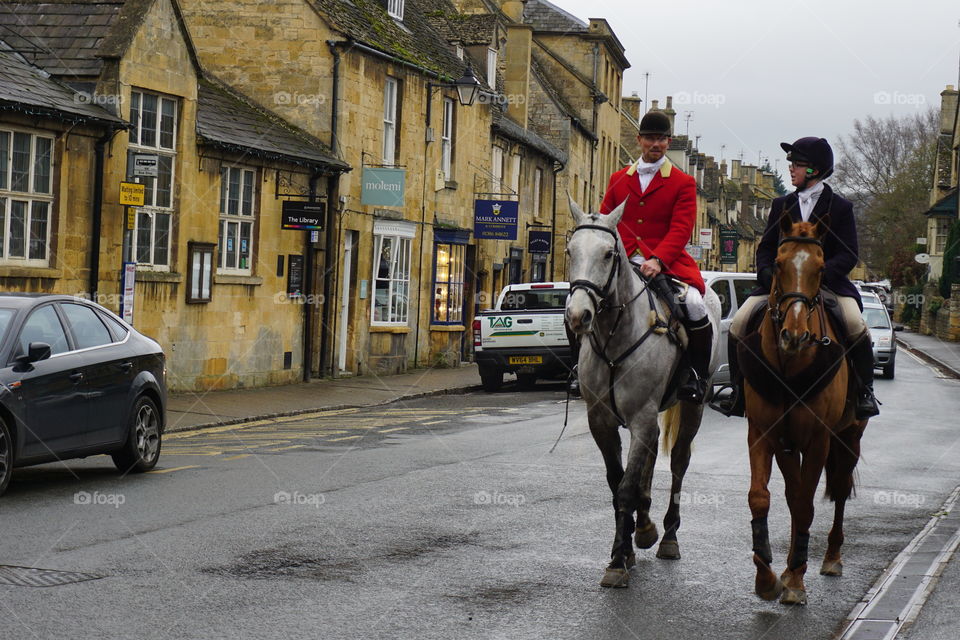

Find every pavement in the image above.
[895,329,960,378]
[166,363,483,433]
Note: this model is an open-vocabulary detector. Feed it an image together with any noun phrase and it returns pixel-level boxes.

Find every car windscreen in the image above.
[500,289,570,311]
[863,308,891,329]
[0,308,14,345]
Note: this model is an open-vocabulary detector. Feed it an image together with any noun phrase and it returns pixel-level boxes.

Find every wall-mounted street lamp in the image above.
[426,66,482,129]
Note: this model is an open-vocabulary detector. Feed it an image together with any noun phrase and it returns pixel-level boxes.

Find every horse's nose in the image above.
[566,308,593,333]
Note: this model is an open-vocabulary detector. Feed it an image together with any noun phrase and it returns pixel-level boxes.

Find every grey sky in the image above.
[556,0,960,177]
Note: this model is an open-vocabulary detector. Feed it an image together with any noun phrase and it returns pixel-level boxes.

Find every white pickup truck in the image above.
[471,282,572,392]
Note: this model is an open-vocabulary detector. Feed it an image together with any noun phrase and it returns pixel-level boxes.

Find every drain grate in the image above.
[0,565,104,587]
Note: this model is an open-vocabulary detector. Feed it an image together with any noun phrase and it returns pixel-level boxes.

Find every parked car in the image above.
[858,290,883,307]
[704,270,758,386]
[0,294,166,496]
[862,301,901,379]
[473,282,572,391]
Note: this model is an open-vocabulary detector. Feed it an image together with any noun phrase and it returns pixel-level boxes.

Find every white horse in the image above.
[564,197,721,588]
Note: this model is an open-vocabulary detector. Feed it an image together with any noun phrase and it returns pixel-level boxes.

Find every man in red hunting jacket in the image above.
[599,111,713,403]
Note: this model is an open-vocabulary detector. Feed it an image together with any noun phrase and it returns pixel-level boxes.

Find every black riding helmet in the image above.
[637,111,672,137]
[780,137,833,180]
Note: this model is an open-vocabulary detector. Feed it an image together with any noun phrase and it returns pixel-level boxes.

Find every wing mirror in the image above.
[893,325,904,332]
[16,342,52,365]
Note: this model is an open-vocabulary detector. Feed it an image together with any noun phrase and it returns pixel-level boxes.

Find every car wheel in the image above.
[0,416,12,496]
[112,396,162,473]
[479,367,503,392]
[882,361,895,380]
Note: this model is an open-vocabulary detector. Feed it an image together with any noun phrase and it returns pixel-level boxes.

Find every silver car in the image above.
[704,270,758,386]
[862,302,900,379]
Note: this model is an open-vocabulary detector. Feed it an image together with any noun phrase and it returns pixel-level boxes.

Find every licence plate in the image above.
[509,356,542,365]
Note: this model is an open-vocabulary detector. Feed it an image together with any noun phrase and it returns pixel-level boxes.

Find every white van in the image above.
[703,270,758,386]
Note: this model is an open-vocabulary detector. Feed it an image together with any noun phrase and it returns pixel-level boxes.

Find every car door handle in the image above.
[119,362,133,373]
[69,372,84,383]
[516,319,533,324]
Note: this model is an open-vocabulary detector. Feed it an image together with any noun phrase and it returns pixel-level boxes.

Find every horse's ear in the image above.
[813,214,831,239]
[779,211,793,237]
[604,197,627,228]
[567,191,587,227]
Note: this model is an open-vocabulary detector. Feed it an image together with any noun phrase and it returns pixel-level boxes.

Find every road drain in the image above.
[0,565,104,587]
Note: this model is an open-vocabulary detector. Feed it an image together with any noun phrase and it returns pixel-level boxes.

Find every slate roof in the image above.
[925,188,958,217]
[310,0,468,80]
[492,109,566,164]
[0,0,125,78]
[523,0,587,33]
[196,78,348,172]
[0,42,125,126]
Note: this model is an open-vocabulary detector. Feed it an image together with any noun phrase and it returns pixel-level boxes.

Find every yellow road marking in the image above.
[160,451,223,456]
[223,454,251,460]
[421,420,448,425]
[147,465,199,474]
[379,427,408,433]
[328,435,362,442]
[267,444,305,451]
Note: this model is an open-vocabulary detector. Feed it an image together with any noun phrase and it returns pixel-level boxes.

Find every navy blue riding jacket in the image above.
[753,183,862,309]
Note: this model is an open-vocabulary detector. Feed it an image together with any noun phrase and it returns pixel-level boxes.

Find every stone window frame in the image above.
[217,165,257,275]
[128,89,179,271]
[0,127,54,266]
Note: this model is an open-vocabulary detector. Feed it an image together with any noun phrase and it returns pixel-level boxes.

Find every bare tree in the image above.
[832,109,938,276]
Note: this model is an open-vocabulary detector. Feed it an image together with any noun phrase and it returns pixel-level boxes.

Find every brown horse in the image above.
[743,216,867,606]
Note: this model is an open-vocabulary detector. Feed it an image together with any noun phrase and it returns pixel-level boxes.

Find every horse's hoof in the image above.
[600,568,629,588]
[780,587,808,606]
[656,540,681,560]
[756,577,784,601]
[820,559,843,577]
[634,523,659,549]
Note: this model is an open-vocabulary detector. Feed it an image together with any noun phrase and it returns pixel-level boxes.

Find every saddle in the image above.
[630,267,689,410]
[738,289,854,406]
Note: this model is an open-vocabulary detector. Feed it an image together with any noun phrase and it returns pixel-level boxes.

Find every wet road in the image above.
[0,351,958,639]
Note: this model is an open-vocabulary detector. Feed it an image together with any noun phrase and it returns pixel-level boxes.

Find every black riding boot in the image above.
[677,316,712,403]
[710,336,746,417]
[850,332,880,419]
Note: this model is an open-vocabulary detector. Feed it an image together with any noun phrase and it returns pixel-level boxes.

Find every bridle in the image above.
[568,224,622,309]
[770,235,831,348]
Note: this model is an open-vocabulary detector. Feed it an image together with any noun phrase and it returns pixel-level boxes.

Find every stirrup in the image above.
[709,384,744,417]
[855,390,879,419]
[678,371,707,403]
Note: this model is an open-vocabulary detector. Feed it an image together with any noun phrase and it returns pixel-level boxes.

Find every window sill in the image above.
[135,271,182,283]
[369,325,411,333]
[430,324,465,332]
[444,180,458,190]
[0,266,62,279]
[214,274,262,286]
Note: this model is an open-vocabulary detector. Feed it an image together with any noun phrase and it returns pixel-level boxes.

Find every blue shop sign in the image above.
[474,199,519,240]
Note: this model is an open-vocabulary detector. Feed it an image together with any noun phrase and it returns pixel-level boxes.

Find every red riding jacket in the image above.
[599,159,705,294]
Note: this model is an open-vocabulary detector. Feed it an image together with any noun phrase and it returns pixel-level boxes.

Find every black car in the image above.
[0,294,166,495]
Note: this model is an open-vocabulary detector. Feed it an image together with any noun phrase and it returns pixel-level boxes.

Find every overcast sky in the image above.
[555,0,960,179]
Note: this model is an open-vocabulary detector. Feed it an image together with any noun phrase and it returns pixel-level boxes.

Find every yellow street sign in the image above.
[119,182,145,206]
[127,208,135,230]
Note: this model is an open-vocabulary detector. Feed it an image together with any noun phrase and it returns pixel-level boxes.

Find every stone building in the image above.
[0,0,349,390]
[925,84,959,280]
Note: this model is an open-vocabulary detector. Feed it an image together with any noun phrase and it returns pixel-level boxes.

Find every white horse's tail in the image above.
[659,403,682,455]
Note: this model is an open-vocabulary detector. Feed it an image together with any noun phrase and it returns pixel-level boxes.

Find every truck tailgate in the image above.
[480,311,567,348]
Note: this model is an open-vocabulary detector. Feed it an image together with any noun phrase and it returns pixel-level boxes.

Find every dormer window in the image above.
[486,48,497,87]
[387,0,404,20]
[455,44,464,60]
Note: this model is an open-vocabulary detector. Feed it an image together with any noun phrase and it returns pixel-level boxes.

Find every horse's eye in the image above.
[604,250,614,260]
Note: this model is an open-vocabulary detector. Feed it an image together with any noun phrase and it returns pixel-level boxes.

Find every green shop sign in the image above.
[361,168,406,207]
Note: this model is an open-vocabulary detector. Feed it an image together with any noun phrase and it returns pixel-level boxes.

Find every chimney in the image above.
[623,92,642,121]
[731,159,741,179]
[501,0,526,22]
[940,85,958,136]
[650,99,660,111]
[720,161,728,177]
[663,95,676,131]
[502,22,533,126]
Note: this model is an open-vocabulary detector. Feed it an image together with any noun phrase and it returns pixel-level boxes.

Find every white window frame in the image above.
[129,89,178,270]
[492,146,504,194]
[441,98,454,180]
[935,218,951,255]
[0,128,54,266]
[487,48,498,88]
[455,44,464,60]
[383,77,398,165]
[533,167,543,218]
[387,0,404,20]
[218,166,257,275]
[372,220,415,326]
